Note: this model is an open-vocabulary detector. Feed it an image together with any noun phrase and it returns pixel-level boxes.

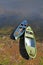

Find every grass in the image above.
[0,27,13,35]
[18,59,25,65]
[1,58,9,65]
[0,28,43,65]
[0,57,10,65]
[39,56,43,65]
[0,44,4,48]
[0,36,2,40]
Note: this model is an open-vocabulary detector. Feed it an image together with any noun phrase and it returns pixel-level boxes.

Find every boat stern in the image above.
[25,45,36,58]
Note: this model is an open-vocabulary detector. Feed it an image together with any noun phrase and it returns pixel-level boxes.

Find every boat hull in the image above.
[13,20,28,40]
[24,26,37,59]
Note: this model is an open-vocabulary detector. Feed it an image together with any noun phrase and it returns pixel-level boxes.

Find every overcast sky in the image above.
[0,0,43,17]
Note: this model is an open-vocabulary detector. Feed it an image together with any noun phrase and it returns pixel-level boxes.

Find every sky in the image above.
[0,0,43,17]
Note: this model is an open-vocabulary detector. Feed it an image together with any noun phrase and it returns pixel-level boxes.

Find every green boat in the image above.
[24,26,37,59]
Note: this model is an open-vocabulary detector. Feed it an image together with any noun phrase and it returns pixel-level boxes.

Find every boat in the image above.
[24,26,37,59]
[13,20,28,40]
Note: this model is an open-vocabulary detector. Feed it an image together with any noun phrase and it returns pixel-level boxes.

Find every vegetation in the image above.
[0,58,10,65]
[0,36,43,65]
[39,56,43,65]
[0,27,14,35]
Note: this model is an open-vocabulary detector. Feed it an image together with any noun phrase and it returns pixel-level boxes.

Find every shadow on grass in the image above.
[19,34,29,60]
[10,32,15,40]
[10,29,15,40]
[0,64,2,65]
